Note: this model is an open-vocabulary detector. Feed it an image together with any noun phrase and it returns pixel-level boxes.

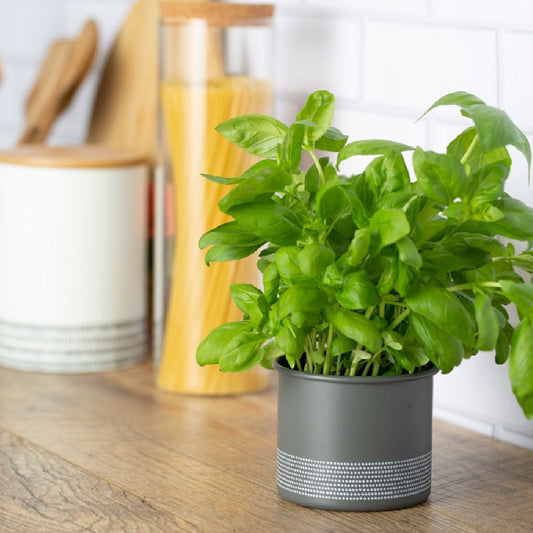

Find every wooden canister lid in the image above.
[159,2,274,25]
[0,145,149,168]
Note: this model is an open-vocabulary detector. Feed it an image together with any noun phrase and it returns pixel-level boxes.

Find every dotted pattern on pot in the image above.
[0,318,147,372]
[277,449,432,501]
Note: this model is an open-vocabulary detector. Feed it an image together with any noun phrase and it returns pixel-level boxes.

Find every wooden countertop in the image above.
[0,363,531,532]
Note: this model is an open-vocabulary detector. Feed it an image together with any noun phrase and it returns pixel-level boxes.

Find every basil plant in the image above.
[197,90,533,419]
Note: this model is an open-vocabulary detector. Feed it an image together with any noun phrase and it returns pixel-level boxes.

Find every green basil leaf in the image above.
[262,262,279,304]
[197,321,253,366]
[230,283,269,329]
[471,203,505,222]
[204,243,262,266]
[218,166,292,212]
[219,331,269,372]
[304,162,320,193]
[315,126,349,152]
[323,262,344,289]
[201,160,278,185]
[409,313,464,373]
[316,180,350,222]
[275,246,309,285]
[465,163,508,206]
[331,334,357,356]
[344,185,369,228]
[381,150,411,194]
[413,148,467,204]
[509,317,533,418]
[228,201,301,246]
[377,256,397,296]
[394,261,413,297]
[280,123,305,172]
[419,91,485,120]
[295,119,317,127]
[216,114,288,158]
[298,243,335,277]
[421,92,531,176]
[346,228,370,267]
[278,285,329,319]
[199,221,264,249]
[406,283,476,346]
[474,293,500,351]
[487,198,533,240]
[499,280,533,317]
[509,252,533,274]
[258,341,284,370]
[327,307,383,353]
[420,245,488,274]
[466,103,531,177]
[397,236,422,269]
[369,208,410,248]
[393,340,429,373]
[296,90,335,141]
[495,327,511,365]
[275,322,306,357]
[336,270,380,310]
[447,127,512,176]
[291,311,323,329]
[201,173,247,185]
[442,202,468,221]
[444,232,505,256]
[376,191,414,212]
[337,139,414,167]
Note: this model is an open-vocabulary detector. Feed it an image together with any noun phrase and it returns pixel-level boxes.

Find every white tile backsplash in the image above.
[307,0,429,16]
[61,0,131,68]
[434,355,533,449]
[501,31,533,133]
[275,14,361,99]
[0,59,39,130]
[363,21,498,112]
[0,0,61,59]
[431,0,533,29]
[332,107,426,175]
[0,0,532,448]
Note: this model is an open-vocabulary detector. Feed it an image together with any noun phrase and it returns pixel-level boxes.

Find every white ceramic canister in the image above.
[0,145,149,372]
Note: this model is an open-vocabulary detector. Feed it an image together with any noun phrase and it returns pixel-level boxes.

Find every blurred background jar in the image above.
[154,2,274,395]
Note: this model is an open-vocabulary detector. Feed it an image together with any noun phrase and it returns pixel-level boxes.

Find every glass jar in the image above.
[155,2,274,394]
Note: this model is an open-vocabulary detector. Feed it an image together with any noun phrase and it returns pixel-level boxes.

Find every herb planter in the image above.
[274,357,438,511]
[196,88,533,513]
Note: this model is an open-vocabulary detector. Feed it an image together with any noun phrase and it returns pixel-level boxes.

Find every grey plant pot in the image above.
[273,357,439,511]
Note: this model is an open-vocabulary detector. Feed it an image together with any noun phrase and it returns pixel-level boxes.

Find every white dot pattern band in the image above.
[277,449,432,501]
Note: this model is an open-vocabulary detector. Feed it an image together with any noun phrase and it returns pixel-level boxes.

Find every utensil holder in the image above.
[0,145,149,372]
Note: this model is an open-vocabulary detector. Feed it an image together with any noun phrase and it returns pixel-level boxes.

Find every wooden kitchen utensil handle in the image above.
[18,20,97,145]
[86,0,158,163]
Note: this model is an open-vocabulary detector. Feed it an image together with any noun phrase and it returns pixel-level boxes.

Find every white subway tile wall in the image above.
[0,0,532,447]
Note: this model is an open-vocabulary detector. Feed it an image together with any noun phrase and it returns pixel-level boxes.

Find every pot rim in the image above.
[272,356,439,384]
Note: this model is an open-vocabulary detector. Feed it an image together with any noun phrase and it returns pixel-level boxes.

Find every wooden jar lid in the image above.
[0,145,149,168]
[159,2,274,25]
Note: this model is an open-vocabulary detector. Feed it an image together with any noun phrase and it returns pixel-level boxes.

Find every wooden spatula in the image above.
[18,20,98,145]
[86,0,158,163]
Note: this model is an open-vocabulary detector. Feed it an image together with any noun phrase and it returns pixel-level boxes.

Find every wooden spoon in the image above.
[18,20,98,145]
[24,39,73,122]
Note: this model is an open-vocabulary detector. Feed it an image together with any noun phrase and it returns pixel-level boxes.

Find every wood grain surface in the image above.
[0,363,531,532]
